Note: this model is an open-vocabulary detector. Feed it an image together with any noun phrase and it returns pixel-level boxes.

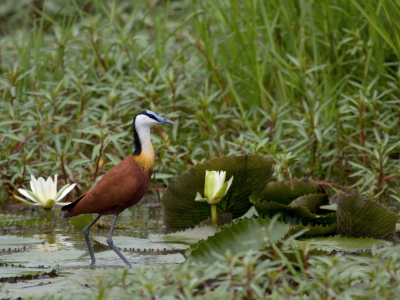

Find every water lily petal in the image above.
[195,192,207,202]
[56,183,76,201]
[18,188,38,202]
[55,202,72,206]
[25,189,45,204]
[46,176,54,200]
[226,175,234,191]
[218,171,226,191]
[37,177,47,201]
[209,180,230,204]
[52,174,58,200]
[30,175,36,194]
[55,184,69,201]
[205,171,221,200]
[31,175,42,199]
[13,195,41,206]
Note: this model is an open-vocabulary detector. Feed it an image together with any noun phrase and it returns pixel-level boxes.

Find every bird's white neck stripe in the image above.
[135,121,155,167]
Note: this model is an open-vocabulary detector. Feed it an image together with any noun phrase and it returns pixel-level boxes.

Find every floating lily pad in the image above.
[284,223,337,239]
[186,218,291,264]
[259,178,322,205]
[337,194,397,238]
[162,155,274,228]
[0,235,45,250]
[0,250,86,267]
[154,253,185,264]
[149,226,220,244]
[289,194,326,213]
[297,236,393,252]
[0,264,58,281]
[253,201,336,226]
[92,236,189,251]
[0,276,81,299]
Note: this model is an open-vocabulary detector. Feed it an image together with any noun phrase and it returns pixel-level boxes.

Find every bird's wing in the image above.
[67,155,151,216]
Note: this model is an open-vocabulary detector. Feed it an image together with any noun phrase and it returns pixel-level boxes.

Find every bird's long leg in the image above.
[106,215,132,268]
[83,214,102,265]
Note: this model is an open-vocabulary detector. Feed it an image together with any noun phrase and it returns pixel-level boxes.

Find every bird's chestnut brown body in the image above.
[63,155,151,217]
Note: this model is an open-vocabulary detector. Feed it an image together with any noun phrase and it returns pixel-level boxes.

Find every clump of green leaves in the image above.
[1,0,400,209]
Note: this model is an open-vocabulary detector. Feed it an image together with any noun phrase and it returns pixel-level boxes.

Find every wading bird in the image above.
[62,110,174,267]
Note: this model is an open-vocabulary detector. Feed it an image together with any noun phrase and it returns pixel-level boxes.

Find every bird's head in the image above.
[132,110,174,156]
[134,110,174,129]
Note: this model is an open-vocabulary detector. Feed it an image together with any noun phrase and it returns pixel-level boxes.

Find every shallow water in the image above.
[0,195,182,279]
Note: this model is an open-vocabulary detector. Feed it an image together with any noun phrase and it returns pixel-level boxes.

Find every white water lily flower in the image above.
[14,174,75,209]
[195,171,234,205]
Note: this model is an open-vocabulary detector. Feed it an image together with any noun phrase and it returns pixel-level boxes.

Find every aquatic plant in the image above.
[14,174,75,219]
[195,170,233,225]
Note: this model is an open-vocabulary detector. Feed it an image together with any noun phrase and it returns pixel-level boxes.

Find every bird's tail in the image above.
[61,193,86,218]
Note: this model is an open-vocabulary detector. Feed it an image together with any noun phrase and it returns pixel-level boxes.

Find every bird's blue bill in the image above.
[146,110,174,124]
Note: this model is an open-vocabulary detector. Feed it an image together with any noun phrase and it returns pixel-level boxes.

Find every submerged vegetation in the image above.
[1,0,400,299]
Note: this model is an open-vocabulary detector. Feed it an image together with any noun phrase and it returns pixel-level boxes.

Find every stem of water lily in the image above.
[44,208,52,220]
[211,204,217,226]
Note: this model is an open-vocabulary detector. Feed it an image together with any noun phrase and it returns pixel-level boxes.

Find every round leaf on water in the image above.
[154,253,185,264]
[0,277,80,299]
[297,236,393,252]
[253,201,336,226]
[162,155,274,228]
[337,194,397,238]
[0,264,58,281]
[186,218,291,264]
[92,236,189,251]
[255,178,323,205]
[284,223,337,239]
[148,226,220,244]
[289,193,326,213]
[0,250,86,267]
[0,235,45,250]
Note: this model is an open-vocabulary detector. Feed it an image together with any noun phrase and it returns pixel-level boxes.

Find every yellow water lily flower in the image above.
[195,170,233,225]
[14,174,75,209]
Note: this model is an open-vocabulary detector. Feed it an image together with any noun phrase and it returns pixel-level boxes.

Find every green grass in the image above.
[0,0,400,207]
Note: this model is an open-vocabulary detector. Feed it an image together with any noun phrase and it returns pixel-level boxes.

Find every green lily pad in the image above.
[154,253,185,264]
[0,250,86,267]
[186,218,291,264]
[162,154,274,228]
[284,223,337,239]
[0,277,81,299]
[297,236,393,252]
[148,226,220,244]
[0,264,58,281]
[92,236,189,250]
[0,235,45,250]
[289,193,326,213]
[337,194,397,238]
[258,178,322,205]
[253,201,336,226]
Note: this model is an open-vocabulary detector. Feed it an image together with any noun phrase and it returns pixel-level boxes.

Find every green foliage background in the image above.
[1,0,400,206]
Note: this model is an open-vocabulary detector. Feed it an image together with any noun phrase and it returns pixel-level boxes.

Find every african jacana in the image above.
[62,110,174,267]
